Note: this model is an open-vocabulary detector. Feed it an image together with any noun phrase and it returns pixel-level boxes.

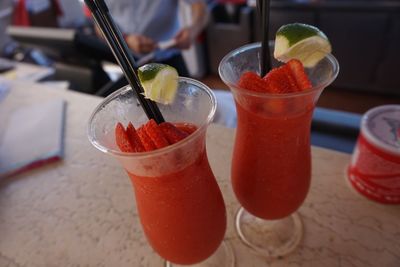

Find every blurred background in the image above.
[1,0,400,114]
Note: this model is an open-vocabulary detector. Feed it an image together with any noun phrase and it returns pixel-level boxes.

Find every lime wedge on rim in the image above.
[138,63,178,105]
[274,23,332,68]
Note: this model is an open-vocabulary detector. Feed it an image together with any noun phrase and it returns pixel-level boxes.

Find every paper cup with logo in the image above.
[347,105,400,204]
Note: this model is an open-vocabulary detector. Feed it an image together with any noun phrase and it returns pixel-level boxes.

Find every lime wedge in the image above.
[138,63,178,104]
[274,23,332,68]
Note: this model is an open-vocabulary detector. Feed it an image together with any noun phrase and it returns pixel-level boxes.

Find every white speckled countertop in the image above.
[0,81,399,267]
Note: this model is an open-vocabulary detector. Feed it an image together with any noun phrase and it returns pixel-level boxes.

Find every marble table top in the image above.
[0,81,399,267]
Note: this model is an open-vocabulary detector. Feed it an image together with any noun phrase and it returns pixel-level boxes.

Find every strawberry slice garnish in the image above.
[237,59,311,94]
[115,120,196,152]
[176,123,198,135]
[126,122,145,152]
[238,71,268,93]
[159,122,189,144]
[286,59,312,90]
[115,122,135,153]
[263,65,297,94]
[144,119,169,149]
[282,65,301,92]
[137,126,157,151]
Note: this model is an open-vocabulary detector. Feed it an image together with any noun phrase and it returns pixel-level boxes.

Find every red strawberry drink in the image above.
[219,43,339,257]
[88,78,230,265]
[233,58,318,220]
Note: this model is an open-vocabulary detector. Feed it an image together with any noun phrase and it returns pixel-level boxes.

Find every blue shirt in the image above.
[105,0,202,61]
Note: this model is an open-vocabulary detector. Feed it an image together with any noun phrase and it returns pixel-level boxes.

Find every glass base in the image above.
[165,241,235,267]
[235,207,303,258]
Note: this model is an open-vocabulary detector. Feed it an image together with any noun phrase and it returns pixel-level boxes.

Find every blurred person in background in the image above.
[57,0,86,28]
[102,0,209,76]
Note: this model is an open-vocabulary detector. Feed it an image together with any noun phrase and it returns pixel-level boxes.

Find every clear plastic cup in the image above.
[88,78,234,266]
[219,43,339,258]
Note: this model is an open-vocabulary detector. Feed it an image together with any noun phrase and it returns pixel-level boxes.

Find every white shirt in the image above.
[105,0,203,60]
[25,0,51,14]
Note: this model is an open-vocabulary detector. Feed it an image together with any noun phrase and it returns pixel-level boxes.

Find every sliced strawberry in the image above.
[126,122,145,152]
[286,59,312,90]
[176,123,198,135]
[115,122,135,153]
[238,71,268,93]
[282,65,301,92]
[263,66,294,94]
[159,122,189,144]
[144,119,169,149]
[137,126,156,151]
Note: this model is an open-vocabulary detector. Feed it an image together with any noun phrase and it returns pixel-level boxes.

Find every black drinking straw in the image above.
[258,0,272,76]
[84,0,165,124]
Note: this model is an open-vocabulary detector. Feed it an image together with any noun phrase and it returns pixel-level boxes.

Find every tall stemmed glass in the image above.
[88,78,234,266]
[219,43,339,258]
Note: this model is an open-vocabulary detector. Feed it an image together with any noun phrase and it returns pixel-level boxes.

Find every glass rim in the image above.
[87,77,217,159]
[218,42,340,99]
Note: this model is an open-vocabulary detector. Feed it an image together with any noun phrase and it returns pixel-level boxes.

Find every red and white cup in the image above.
[347,105,400,204]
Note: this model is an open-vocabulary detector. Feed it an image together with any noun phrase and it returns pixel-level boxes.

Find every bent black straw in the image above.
[84,0,165,123]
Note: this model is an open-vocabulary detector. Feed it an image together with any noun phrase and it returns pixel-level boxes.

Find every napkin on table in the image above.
[0,99,66,179]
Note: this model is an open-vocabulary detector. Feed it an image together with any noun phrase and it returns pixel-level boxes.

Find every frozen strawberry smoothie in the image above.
[129,148,226,264]
[232,102,313,219]
[114,120,227,265]
[88,76,229,265]
[231,59,315,220]
[218,24,339,257]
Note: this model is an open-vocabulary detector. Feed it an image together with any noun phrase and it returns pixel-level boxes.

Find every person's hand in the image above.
[172,1,208,50]
[173,27,196,50]
[125,34,156,54]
